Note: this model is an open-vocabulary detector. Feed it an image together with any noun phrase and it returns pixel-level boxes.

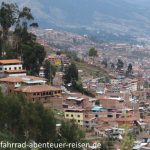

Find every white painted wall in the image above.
[0,64,22,71]
[8,73,27,77]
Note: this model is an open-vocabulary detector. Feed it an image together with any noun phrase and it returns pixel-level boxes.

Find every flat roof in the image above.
[64,108,85,112]
[66,96,84,101]
[92,106,103,111]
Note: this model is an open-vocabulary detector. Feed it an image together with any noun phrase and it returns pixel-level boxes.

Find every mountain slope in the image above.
[3,0,150,38]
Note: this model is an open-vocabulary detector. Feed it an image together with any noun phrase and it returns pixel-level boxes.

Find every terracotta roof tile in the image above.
[0,76,46,83]
[0,59,22,64]
[116,116,138,122]
[15,85,62,93]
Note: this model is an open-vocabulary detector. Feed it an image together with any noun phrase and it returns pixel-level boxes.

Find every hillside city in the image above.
[0,1,150,150]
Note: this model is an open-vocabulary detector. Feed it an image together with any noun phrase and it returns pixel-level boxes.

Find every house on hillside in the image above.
[0,76,47,94]
[0,59,26,77]
[15,84,62,108]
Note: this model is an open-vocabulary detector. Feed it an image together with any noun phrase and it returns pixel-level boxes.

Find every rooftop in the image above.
[0,59,22,64]
[0,76,46,83]
[15,85,62,93]
[91,106,104,112]
[66,96,84,101]
[64,107,85,112]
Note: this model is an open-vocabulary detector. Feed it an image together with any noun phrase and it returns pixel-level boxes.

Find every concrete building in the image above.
[64,108,85,126]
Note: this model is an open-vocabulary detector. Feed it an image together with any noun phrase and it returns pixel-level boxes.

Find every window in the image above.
[108,115,113,118]
[77,115,80,118]
[0,68,2,70]
[66,114,69,117]
[9,68,11,70]
[14,67,17,70]
[19,67,21,70]
[78,120,80,123]
[95,114,98,117]
[71,114,73,117]
[33,93,36,96]
[5,68,7,70]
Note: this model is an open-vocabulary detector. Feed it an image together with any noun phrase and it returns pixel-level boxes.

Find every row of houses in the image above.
[0,59,63,109]
[61,66,150,148]
[0,58,149,149]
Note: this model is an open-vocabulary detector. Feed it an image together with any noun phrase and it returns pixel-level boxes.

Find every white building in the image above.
[0,59,26,77]
[126,79,138,92]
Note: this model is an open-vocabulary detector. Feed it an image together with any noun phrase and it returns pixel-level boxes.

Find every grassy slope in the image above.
[75,61,109,79]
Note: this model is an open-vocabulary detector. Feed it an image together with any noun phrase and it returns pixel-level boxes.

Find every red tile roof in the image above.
[15,85,62,93]
[0,59,22,64]
[0,76,46,83]
[116,116,138,122]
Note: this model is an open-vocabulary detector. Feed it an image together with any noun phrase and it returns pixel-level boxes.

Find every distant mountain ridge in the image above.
[3,0,150,39]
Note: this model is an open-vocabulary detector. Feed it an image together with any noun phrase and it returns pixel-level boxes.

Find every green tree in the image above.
[63,62,78,84]
[0,89,87,150]
[117,59,124,70]
[0,2,37,58]
[0,2,18,57]
[22,43,46,75]
[111,63,115,70]
[44,60,57,84]
[0,91,57,144]
[57,120,85,150]
[0,2,46,74]
[120,125,135,150]
[14,6,38,56]
[72,80,95,97]
[95,100,100,106]
[121,133,134,150]
[99,138,115,150]
[63,50,79,61]
[127,64,132,72]
[89,47,97,63]
[126,63,133,76]
[89,47,97,57]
